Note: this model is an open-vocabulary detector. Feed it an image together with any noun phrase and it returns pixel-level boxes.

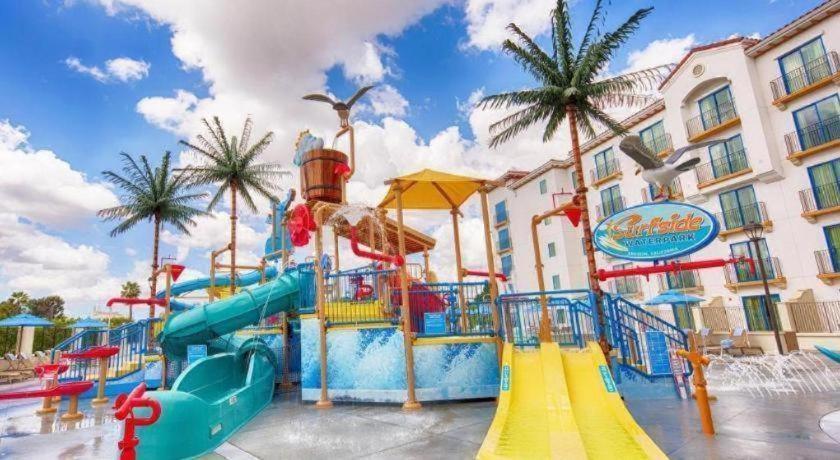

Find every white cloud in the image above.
[463,0,557,50]
[367,84,409,117]
[136,90,199,135]
[65,56,150,82]
[625,34,697,73]
[342,42,392,84]
[160,211,268,265]
[0,120,118,227]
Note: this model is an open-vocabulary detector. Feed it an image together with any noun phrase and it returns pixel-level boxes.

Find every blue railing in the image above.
[408,281,495,337]
[498,289,599,347]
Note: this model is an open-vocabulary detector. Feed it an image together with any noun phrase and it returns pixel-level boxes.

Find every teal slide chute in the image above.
[156,266,279,312]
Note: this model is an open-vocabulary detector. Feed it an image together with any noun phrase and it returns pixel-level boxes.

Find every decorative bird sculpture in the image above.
[619,135,724,200]
[302,85,375,127]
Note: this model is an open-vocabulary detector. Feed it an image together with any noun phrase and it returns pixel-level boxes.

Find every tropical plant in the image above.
[479,0,670,345]
[120,281,141,320]
[0,291,29,319]
[99,152,208,317]
[179,116,287,294]
[28,295,65,320]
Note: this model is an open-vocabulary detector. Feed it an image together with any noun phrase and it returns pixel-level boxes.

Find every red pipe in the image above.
[115,382,161,460]
[596,257,752,281]
[349,226,404,267]
[462,269,508,282]
[107,297,166,308]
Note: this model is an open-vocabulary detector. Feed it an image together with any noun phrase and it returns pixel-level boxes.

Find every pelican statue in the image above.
[302,85,375,127]
[619,135,723,200]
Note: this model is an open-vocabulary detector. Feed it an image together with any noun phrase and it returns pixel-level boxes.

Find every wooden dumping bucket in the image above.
[300,148,348,204]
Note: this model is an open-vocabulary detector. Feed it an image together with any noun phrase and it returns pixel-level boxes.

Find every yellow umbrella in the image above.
[378,169,488,210]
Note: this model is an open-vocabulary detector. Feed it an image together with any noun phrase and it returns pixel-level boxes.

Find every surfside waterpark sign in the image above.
[592,202,719,261]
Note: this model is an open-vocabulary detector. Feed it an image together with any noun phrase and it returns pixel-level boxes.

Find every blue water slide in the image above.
[264,189,295,261]
[156,266,279,311]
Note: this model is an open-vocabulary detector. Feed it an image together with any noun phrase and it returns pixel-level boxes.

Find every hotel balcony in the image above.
[714,202,772,241]
[786,300,840,333]
[641,177,684,203]
[589,158,622,189]
[724,257,786,292]
[685,100,740,143]
[694,148,751,189]
[816,249,840,285]
[608,276,643,300]
[642,133,673,158]
[594,196,626,223]
[799,181,840,222]
[784,116,840,165]
[770,51,840,109]
[656,270,703,295]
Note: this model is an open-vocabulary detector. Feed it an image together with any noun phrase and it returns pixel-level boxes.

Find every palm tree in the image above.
[99,152,207,318]
[179,116,287,294]
[479,0,671,348]
[120,281,141,320]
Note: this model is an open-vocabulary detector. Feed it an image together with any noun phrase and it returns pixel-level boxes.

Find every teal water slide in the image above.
[135,269,301,459]
[158,266,279,312]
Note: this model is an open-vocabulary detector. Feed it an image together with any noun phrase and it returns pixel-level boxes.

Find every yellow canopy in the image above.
[378,169,488,210]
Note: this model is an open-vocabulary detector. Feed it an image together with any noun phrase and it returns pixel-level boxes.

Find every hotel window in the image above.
[792,94,840,150]
[500,254,514,277]
[698,86,735,129]
[778,37,828,94]
[671,304,696,331]
[494,200,508,224]
[594,147,617,179]
[639,121,667,154]
[807,158,840,211]
[824,224,840,273]
[666,256,698,289]
[497,228,511,251]
[551,274,561,290]
[718,185,760,230]
[539,179,548,195]
[547,242,556,258]
[544,217,551,226]
[730,239,774,282]
[742,294,781,332]
[571,172,579,191]
[708,134,748,179]
[600,185,623,217]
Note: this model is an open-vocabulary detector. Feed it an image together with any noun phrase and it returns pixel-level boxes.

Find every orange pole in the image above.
[479,189,503,364]
[395,186,420,410]
[314,207,332,409]
[677,335,715,435]
[60,394,84,421]
[451,208,468,332]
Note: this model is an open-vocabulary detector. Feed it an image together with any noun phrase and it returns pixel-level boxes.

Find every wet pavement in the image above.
[0,383,838,459]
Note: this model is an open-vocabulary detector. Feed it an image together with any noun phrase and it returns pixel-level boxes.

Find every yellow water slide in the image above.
[478,342,666,460]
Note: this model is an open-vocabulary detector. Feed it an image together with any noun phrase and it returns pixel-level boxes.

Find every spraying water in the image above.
[705,351,840,398]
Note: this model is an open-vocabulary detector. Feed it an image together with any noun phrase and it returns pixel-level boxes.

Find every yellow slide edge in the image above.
[476,343,513,459]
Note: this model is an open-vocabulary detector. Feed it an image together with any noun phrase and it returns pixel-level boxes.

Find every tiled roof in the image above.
[745,0,840,57]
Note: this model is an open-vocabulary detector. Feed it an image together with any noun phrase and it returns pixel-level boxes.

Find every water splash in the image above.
[705,351,840,398]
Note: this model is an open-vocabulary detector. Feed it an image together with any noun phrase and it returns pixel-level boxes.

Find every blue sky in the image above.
[0,0,822,315]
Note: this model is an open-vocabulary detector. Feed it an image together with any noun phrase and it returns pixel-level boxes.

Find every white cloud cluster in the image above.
[65,56,150,82]
[625,34,697,73]
[463,0,557,50]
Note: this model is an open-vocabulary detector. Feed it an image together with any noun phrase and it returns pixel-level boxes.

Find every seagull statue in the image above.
[302,85,375,127]
[619,135,724,200]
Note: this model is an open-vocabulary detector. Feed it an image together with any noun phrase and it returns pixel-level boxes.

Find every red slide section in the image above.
[0,381,92,400]
[392,283,447,333]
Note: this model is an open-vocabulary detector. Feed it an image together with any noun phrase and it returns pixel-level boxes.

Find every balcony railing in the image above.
[642,133,673,156]
[610,276,641,296]
[685,100,738,140]
[642,177,683,202]
[786,301,840,333]
[694,148,750,186]
[800,182,840,216]
[698,306,748,333]
[785,116,840,159]
[725,257,783,284]
[816,249,839,276]
[595,196,626,222]
[770,51,840,100]
[657,270,702,291]
[590,158,621,184]
[715,202,769,231]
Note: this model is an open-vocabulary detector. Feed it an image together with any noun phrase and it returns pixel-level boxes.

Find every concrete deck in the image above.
[0,385,838,459]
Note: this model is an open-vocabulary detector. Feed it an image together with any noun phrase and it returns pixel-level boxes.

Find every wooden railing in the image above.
[698,306,747,333]
[786,301,840,333]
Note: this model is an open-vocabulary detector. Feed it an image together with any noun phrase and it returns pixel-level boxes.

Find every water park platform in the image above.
[2,387,840,459]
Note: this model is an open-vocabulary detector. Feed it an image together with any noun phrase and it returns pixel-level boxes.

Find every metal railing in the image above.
[590,157,621,182]
[595,196,626,222]
[685,100,738,138]
[770,51,840,99]
[786,301,840,333]
[404,281,495,337]
[642,132,672,156]
[697,306,748,333]
[641,177,683,202]
[323,268,400,326]
[498,290,597,347]
[785,116,840,155]
[725,257,783,284]
[799,181,840,213]
[657,269,702,291]
[816,249,840,275]
[715,202,768,230]
[694,148,750,184]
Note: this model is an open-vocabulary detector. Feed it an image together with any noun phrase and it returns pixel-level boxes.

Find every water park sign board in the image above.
[593,202,719,261]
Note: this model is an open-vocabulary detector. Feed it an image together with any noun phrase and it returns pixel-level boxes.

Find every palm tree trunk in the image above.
[566,105,608,354]
[150,212,161,319]
[229,181,238,296]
